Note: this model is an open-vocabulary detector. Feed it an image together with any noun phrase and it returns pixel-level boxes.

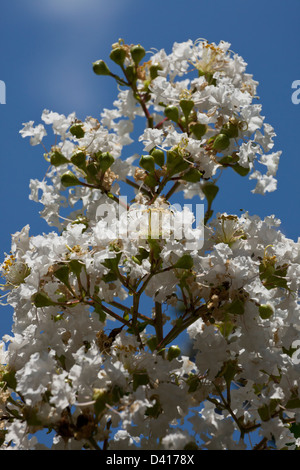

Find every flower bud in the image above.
[190,122,207,140]
[92,60,111,76]
[70,123,85,139]
[150,148,165,167]
[50,150,69,167]
[125,65,137,83]
[110,47,126,66]
[71,150,86,170]
[130,44,146,65]
[61,171,81,187]
[167,345,181,361]
[98,152,115,172]
[212,133,230,151]
[140,155,155,173]
[164,105,179,123]
[259,304,274,319]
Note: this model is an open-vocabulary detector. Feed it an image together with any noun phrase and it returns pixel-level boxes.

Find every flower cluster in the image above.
[0,39,299,450]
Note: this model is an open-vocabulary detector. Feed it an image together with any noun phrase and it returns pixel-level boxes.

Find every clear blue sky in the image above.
[0,0,299,341]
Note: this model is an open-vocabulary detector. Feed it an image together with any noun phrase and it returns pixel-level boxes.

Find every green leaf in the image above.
[232,163,250,177]
[132,370,149,391]
[69,259,83,277]
[179,99,194,120]
[2,370,17,390]
[174,254,194,270]
[32,292,57,308]
[225,298,245,315]
[53,264,70,286]
[181,168,202,182]
[202,182,219,205]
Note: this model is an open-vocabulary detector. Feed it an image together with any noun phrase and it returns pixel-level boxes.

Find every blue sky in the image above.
[0,0,299,341]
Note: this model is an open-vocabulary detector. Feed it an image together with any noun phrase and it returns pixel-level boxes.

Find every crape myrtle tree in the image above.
[0,38,299,451]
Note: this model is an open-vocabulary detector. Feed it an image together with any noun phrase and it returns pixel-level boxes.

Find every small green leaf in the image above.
[174,254,194,270]
[32,292,57,308]
[53,264,70,286]
[202,182,219,205]
[179,99,194,120]
[181,168,202,182]
[232,163,250,177]
[132,370,149,391]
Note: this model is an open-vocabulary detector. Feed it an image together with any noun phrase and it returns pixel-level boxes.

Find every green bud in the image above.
[190,122,207,140]
[50,150,69,167]
[181,168,202,182]
[110,47,126,66]
[125,64,137,83]
[93,60,111,76]
[179,99,194,120]
[130,44,146,65]
[61,171,81,187]
[140,155,155,173]
[144,174,157,188]
[71,150,86,170]
[98,152,115,172]
[70,123,85,139]
[259,304,274,319]
[150,148,165,167]
[212,133,230,151]
[164,105,179,123]
[167,345,181,361]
